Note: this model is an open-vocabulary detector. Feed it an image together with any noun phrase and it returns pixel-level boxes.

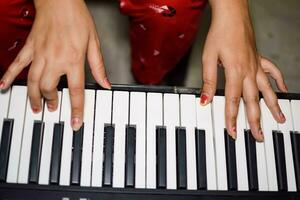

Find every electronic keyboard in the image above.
[0,83,299,200]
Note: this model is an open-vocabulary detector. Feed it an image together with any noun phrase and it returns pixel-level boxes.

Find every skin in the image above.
[201,0,288,141]
[0,0,287,139]
[0,0,111,131]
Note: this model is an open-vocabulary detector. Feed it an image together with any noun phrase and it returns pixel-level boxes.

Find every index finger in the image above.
[67,66,85,131]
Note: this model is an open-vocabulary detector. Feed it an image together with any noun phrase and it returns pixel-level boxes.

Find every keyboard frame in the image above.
[0,82,300,199]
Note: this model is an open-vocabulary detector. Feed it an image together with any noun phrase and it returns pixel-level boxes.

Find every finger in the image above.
[224,67,243,139]
[257,67,286,124]
[0,43,33,89]
[87,33,111,89]
[67,65,85,131]
[243,76,264,142]
[27,58,44,113]
[200,54,218,106]
[260,57,288,92]
[39,65,61,112]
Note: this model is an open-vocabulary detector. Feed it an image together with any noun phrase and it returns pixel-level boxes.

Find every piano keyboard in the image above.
[0,83,299,200]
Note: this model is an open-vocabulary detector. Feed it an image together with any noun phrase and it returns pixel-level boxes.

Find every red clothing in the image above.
[0,0,35,80]
[120,0,207,84]
[0,0,207,84]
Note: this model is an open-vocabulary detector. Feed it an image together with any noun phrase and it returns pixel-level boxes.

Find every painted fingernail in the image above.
[258,129,264,142]
[200,93,209,106]
[47,104,56,112]
[104,78,112,90]
[278,112,286,121]
[32,107,40,113]
[72,117,82,131]
[0,80,5,89]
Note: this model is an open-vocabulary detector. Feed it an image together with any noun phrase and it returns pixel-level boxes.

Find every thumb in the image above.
[200,55,218,106]
[87,33,111,89]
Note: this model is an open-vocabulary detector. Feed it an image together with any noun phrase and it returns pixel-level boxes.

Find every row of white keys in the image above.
[0,88,11,146]
[235,101,249,191]
[91,90,112,187]
[129,92,146,188]
[80,90,95,186]
[146,93,163,189]
[112,91,129,188]
[260,99,278,191]
[39,92,62,185]
[180,95,197,190]
[7,86,28,183]
[195,98,217,190]
[212,96,227,190]
[278,100,297,191]
[244,108,268,191]
[59,89,73,186]
[18,96,43,183]
[164,93,179,190]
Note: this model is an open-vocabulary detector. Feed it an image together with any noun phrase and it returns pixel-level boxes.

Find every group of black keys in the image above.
[0,119,300,192]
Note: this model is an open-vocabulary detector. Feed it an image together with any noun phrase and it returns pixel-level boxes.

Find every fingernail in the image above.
[278,112,286,121]
[0,81,5,89]
[32,107,41,113]
[72,117,82,131]
[103,78,111,90]
[200,93,209,106]
[231,126,237,140]
[47,104,56,112]
[258,129,264,142]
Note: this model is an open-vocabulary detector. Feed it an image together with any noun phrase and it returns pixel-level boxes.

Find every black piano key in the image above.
[273,131,288,191]
[102,124,115,187]
[244,130,258,191]
[0,119,14,182]
[291,131,300,191]
[50,122,64,185]
[176,127,187,189]
[70,125,84,185]
[125,125,136,188]
[224,129,238,191]
[28,121,45,184]
[156,126,167,189]
[195,129,207,190]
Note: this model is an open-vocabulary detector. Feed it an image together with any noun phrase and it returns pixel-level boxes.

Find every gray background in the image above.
[86,0,300,93]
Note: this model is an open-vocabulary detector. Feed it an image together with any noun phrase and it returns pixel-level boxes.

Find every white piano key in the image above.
[6,86,28,183]
[235,100,249,191]
[18,97,43,184]
[59,89,73,186]
[245,114,269,191]
[91,90,112,187]
[80,90,95,187]
[129,92,146,188]
[164,93,179,190]
[0,88,11,146]
[260,99,278,191]
[212,96,227,190]
[112,91,129,188]
[180,95,197,190]
[291,100,300,131]
[39,92,62,185]
[195,98,217,190]
[278,100,296,191]
[146,93,163,189]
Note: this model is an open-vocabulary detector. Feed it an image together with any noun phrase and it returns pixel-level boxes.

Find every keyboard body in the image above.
[0,82,300,200]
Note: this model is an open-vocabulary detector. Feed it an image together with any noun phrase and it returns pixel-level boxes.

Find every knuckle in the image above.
[68,47,84,65]
[27,73,39,84]
[227,96,240,106]
[69,85,84,97]
[244,95,260,105]
[203,78,216,89]
[40,83,54,94]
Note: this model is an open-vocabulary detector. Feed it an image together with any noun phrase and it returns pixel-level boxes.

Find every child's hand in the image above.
[201,0,287,141]
[0,0,111,131]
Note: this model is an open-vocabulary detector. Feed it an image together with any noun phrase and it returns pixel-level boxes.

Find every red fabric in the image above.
[0,0,35,80]
[119,0,208,84]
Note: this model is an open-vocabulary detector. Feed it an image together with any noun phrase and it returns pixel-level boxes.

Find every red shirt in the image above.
[0,0,207,84]
[0,0,35,80]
